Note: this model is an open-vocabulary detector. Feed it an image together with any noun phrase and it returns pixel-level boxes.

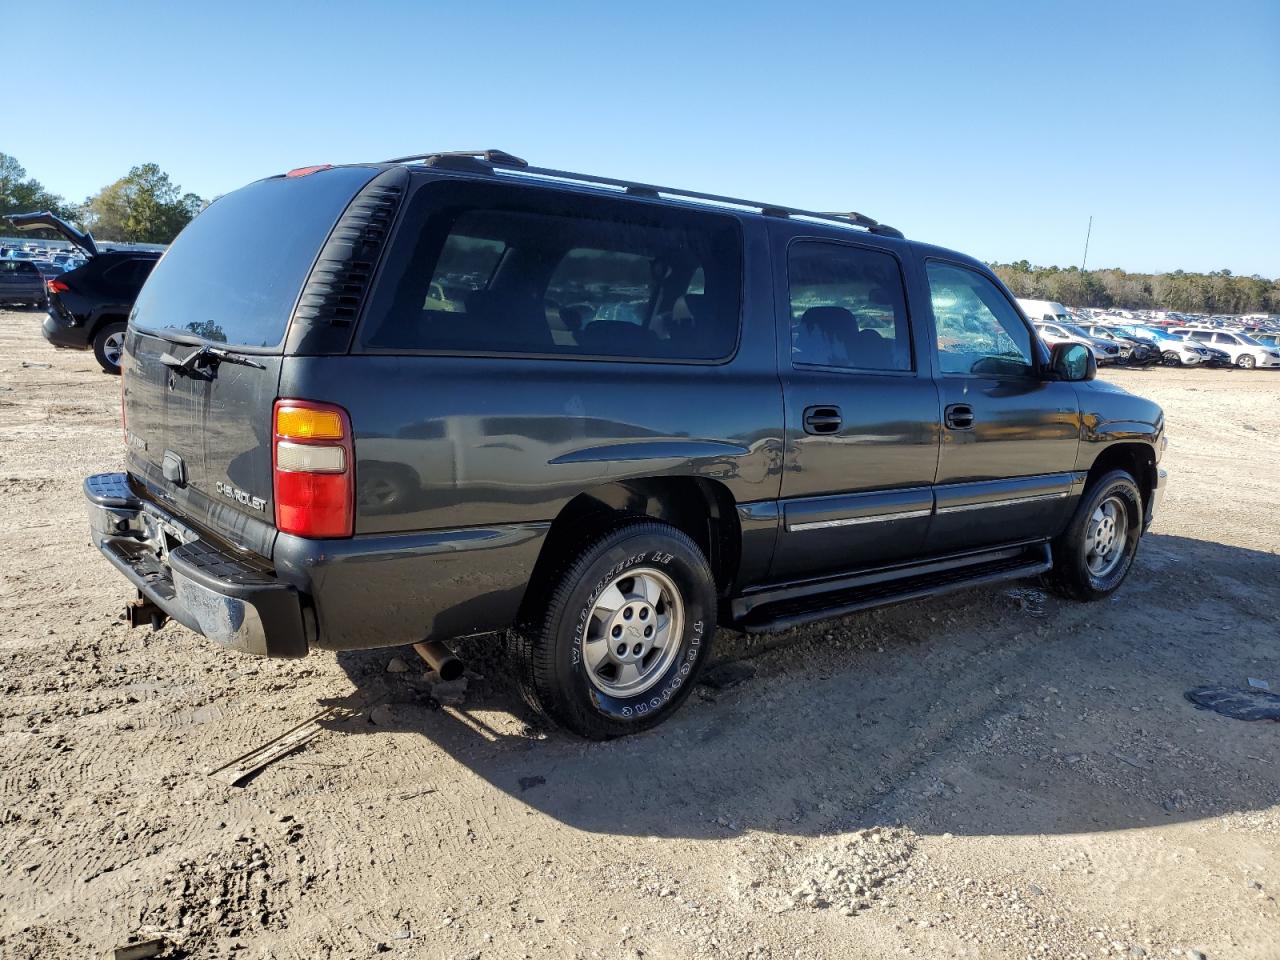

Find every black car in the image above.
[5,212,160,373]
[0,258,46,308]
[82,151,1167,738]
[1084,324,1160,365]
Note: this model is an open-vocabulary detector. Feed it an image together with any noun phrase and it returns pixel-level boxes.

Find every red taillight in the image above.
[272,399,353,538]
[48,279,69,293]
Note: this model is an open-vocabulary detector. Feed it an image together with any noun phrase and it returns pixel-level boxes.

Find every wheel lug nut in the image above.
[611,625,622,638]
[616,644,627,656]
[638,608,649,620]
[623,608,633,620]
[632,643,643,655]
[643,625,653,638]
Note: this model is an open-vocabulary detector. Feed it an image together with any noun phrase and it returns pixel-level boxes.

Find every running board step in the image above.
[735,543,1052,634]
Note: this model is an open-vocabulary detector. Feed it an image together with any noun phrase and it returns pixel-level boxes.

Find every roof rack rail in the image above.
[507,164,906,239]
[386,151,904,239]
[383,148,529,168]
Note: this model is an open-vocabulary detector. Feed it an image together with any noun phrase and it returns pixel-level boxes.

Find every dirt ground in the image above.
[1,307,1277,960]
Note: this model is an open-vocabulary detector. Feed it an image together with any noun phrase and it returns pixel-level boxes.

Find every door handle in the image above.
[944,403,975,430]
[803,405,842,435]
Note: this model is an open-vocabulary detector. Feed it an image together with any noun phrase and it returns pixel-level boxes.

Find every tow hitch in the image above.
[123,596,168,631]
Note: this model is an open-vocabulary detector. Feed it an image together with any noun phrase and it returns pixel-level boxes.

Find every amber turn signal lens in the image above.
[275,405,344,440]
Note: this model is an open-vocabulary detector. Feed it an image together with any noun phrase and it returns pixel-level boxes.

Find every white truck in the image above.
[1016,298,1071,324]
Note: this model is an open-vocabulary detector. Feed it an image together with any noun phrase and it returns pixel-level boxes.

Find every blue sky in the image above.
[6,1,1278,276]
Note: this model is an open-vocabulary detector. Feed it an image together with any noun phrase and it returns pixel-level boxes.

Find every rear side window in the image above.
[360,181,742,361]
[787,241,912,372]
[131,166,376,348]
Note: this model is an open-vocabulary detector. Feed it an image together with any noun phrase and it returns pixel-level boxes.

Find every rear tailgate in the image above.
[122,165,382,558]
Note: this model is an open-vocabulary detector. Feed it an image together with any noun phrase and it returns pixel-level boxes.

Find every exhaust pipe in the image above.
[412,640,464,682]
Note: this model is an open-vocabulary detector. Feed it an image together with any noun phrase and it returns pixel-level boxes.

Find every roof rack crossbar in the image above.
[385,152,904,238]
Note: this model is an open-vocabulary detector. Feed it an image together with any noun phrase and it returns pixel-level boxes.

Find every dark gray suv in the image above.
[84,151,1167,738]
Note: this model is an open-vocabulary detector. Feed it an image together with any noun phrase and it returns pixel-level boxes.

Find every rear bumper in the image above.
[85,473,310,657]
[42,312,91,349]
[0,284,45,304]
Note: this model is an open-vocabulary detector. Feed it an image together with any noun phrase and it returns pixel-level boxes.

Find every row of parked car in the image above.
[0,217,161,372]
[1017,298,1280,370]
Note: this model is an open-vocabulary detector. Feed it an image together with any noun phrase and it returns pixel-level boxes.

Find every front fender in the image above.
[1072,380,1164,472]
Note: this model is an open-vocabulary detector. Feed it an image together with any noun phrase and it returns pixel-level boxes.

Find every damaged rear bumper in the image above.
[84,472,310,657]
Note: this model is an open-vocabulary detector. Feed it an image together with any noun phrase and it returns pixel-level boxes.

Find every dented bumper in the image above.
[84,472,310,657]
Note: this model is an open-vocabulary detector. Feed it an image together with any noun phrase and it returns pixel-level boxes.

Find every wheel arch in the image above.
[89,310,129,339]
[1083,441,1157,515]
[517,476,742,626]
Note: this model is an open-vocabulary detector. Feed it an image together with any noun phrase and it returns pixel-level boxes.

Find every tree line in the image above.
[991,261,1280,316]
[1,151,206,245]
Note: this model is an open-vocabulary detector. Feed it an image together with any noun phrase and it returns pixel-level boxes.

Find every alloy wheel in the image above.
[1084,495,1128,578]
[103,331,125,369]
[581,567,684,698]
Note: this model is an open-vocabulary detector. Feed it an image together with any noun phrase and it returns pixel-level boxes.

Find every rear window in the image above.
[131,166,375,348]
[103,257,158,289]
[359,180,742,361]
[1,260,39,275]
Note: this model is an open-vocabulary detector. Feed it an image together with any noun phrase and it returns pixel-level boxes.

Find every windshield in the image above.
[1235,333,1262,346]
[131,166,375,348]
[1061,323,1094,339]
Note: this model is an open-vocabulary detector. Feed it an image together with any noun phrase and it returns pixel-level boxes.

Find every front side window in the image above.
[361,182,742,361]
[926,261,1035,377]
[787,241,912,372]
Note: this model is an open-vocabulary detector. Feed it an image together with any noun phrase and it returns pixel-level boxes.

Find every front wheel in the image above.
[1046,470,1143,601]
[1237,354,1256,370]
[1161,351,1182,366]
[510,521,716,739]
[93,321,127,375]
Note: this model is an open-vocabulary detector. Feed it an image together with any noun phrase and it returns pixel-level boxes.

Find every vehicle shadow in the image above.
[323,532,1280,840]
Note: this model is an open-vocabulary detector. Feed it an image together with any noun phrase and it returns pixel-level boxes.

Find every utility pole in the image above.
[1081,215,1093,272]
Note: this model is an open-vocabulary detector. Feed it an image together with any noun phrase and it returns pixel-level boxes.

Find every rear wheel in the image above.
[1237,354,1256,370]
[93,321,127,374]
[1046,469,1142,601]
[509,520,716,739]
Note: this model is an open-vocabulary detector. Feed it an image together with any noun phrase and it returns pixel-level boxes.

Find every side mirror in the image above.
[1050,341,1096,381]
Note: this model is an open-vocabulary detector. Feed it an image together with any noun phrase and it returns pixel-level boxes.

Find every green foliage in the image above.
[0,153,81,237]
[3,152,207,246]
[991,262,1280,315]
[81,163,208,244]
